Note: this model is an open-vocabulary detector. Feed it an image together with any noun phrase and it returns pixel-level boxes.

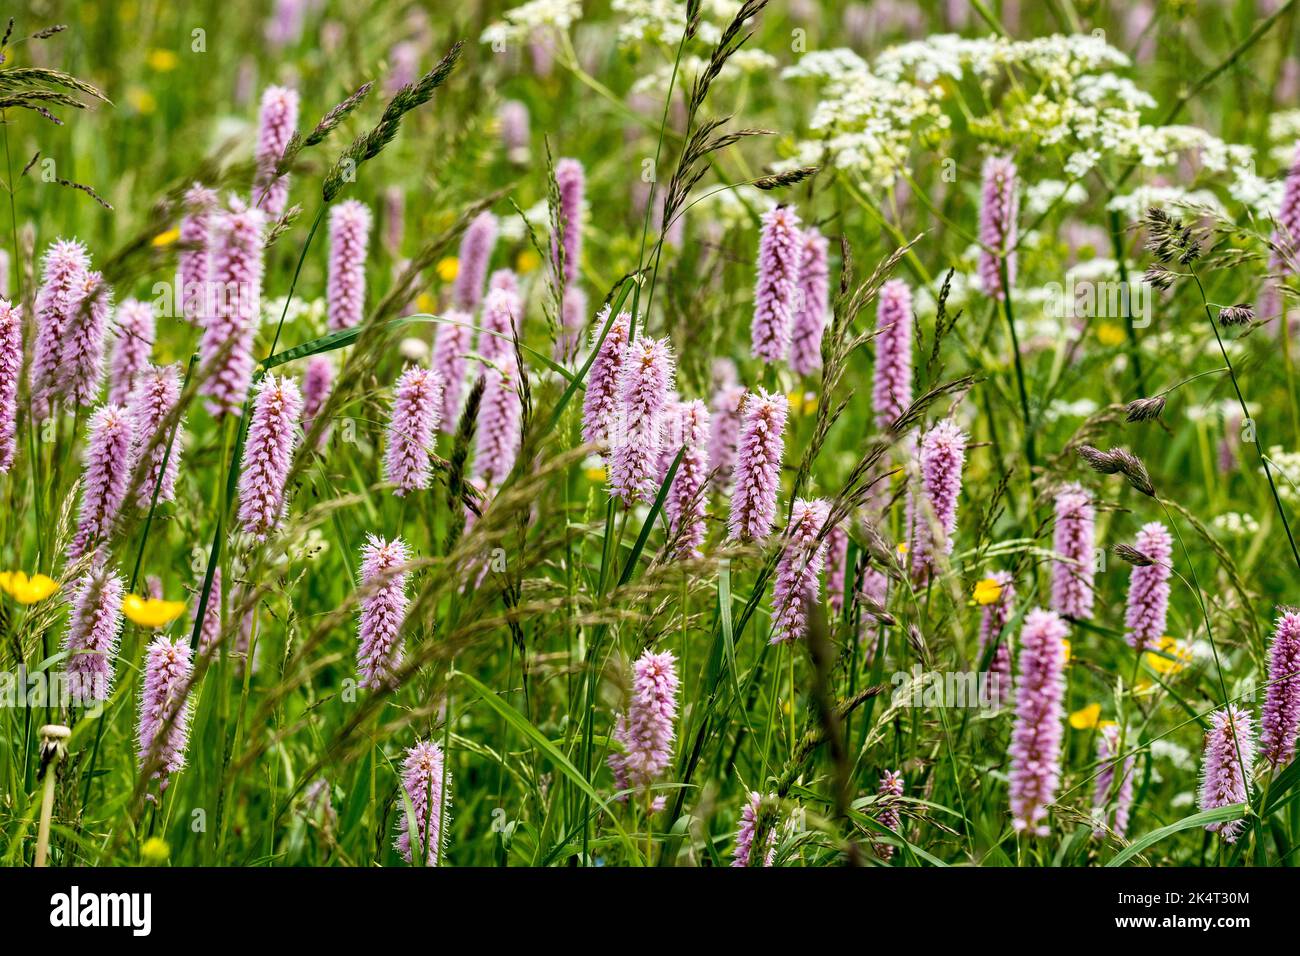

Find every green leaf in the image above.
[1106,803,1246,866]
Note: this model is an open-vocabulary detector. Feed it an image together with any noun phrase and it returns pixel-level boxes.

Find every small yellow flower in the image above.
[415,292,436,314]
[146,49,179,72]
[971,577,1003,606]
[141,836,170,863]
[785,390,818,415]
[1061,637,1072,665]
[126,86,157,115]
[896,542,909,558]
[1144,635,1193,676]
[1098,719,1118,731]
[1069,702,1102,730]
[516,249,541,274]
[152,227,180,248]
[0,571,60,605]
[584,465,606,482]
[122,594,187,629]
[1096,321,1127,347]
[436,257,459,282]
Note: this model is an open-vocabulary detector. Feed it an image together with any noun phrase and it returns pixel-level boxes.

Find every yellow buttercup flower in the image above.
[1069,702,1102,729]
[972,577,1003,606]
[1096,321,1126,347]
[126,86,157,115]
[1061,637,1072,665]
[585,465,606,482]
[140,836,170,863]
[1144,636,1192,676]
[0,571,60,605]
[122,594,187,628]
[896,542,909,558]
[786,391,818,416]
[436,257,459,282]
[516,248,541,273]
[416,292,436,314]
[152,227,180,248]
[146,49,179,72]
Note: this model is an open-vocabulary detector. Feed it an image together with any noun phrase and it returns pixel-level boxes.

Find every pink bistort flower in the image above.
[1008,608,1068,836]
[1199,705,1255,843]
[751,205,802,364]
[978,156,1019,300]
[237,374,303,540]
[69,404,135,562]
[609,335,675,506]
[1261,609,1300,769]
[608,648,679,809]
[138,636,194,797]
[108,298,155,406]
[395,739,451,865]
[327,200,372,331]
[356,535,410,690]
[63,568,125,704]
[253,85,299,218]
[770,498,831,644]
[727,389,788,541]
[384,364,444,496]
[0,299,21,473]
[1123,521,1172,649]
[1050,483,1096,620]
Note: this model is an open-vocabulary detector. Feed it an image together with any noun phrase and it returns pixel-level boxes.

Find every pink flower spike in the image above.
[1050,483,1096,620]
[978,156,1019,300]
[1008,608,1069,837]
[199,199,266,417]
[69,404,135,562]
[750,205,802,364]
[1199,705,1255,843]
[1092,723,1136,839]
[452,212,498,311]
[977,571,1015,706]
[58,271,113,409]
[580,307,631,451]
[488,268,518,297]
[384,363,444,496]
[825,522,849,616]
[707,384,745,490]
[727,389,788,542]
[1261,609,1300,769]
[731,792,776,867]
[1123,521,1172,649]
[908,419,968,583]
[237,374,302,540]
[664,399,711,559]
[356,534,410,691]
[127,363,184,508]
[300,354,334,448]
[253,85,299,218]
[395,739,451,865]
[554,158,585,284]
[326,200,372,331]
[108,299,156,406]
[138,636,193,798]
[874,770,905,860]
[608,648,679,806]
[30,239,90,418]
[609,336,675,506]
[478,286,520,365]
[770,497,831,644]
[63,568,124,704]
[195,567,223,659]
[0,299,21,473]
[179,184,218,322]
[473,355,523,490]
[788,226,829,375]
[872,279,913,430]
[433,311,473,433]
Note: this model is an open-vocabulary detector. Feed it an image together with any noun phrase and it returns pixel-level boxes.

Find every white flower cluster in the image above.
[1106,185,1225,221]
[611,0,739,47]
[1211,511,1260,537]
[1266,446,1300,502]
[481,0,582,48]
[630,49,777,96]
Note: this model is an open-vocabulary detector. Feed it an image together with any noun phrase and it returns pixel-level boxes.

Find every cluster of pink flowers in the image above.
[108,299,156,406]
[750,206,803,363]
[664,399,711,559]
[63,569,125,704]
[727,389,788,541]
[30,239,91,417]
[732,791,777,867]
[1050,483,1096,619]
[977,571,1015,706]
[1199,706,1255,843]
[788,227,829,375]
[237,374,302,540]
[907,419,968,583]
[69,404,135,562]
[472,354,523,489]
[1092,724,1136,839]
[872,279,913,430]
[395,739,451,865]
[770,498,830,644]
[1260,610,1300,769]
[609,336,675,505]
[385,364,444,496]
[874,770,905,860]
[0,299,20,473]
[179,184,218,322]
[356,535,410,690]
[978,156,1019,300]
[126,363,185,508]
[1123,521,1173,649]
[609,648,679,811]
[432,312,473,433]
[138,636,194,799]
[253,85,299,218]
[1008,608,1068,836]
[580,308,632,450]
[326,200,372,331]
[199,199,266,417]
[452,211,498,311]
